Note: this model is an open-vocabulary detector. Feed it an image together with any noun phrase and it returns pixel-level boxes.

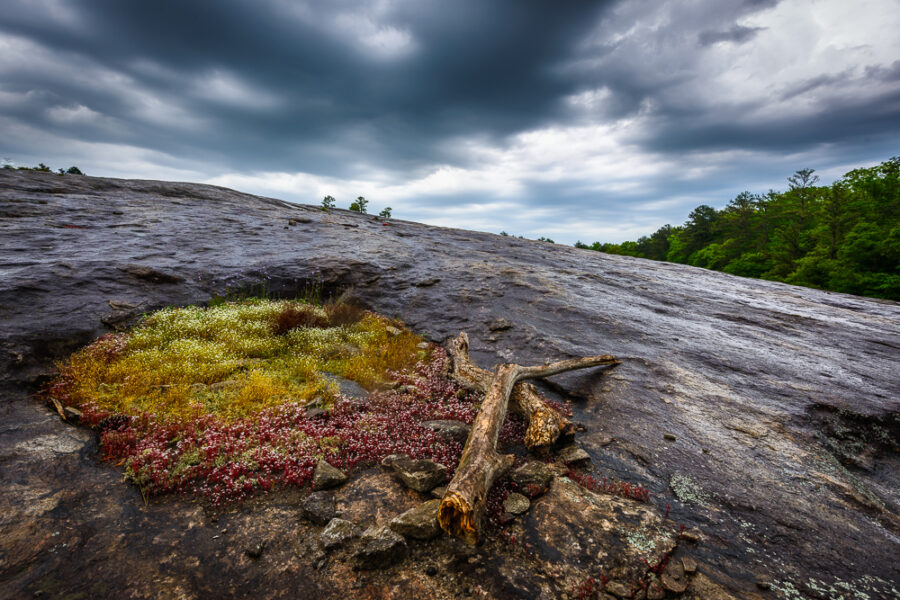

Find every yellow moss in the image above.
[55,299,426,423]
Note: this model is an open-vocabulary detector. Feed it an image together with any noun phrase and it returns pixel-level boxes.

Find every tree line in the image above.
[575,157,900,300]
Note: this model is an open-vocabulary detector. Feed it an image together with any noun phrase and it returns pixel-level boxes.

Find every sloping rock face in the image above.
[1,170,898,599]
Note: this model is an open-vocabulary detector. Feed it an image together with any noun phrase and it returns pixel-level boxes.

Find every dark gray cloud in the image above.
[698,25,766,46]
[0,0,610,175]
[1,0,898,244]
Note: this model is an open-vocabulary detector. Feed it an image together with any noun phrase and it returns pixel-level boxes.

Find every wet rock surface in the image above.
[1,171,899,598]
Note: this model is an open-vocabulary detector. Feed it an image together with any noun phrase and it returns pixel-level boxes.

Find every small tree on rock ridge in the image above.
[349,196,368,214]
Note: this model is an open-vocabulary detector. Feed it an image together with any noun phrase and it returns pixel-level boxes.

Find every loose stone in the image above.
[381,453,408,469]
[680,528,702,543]
[321,518,361,550]
[312,460,347,491]
[245,542,265,559]
[389,499,442,540]
[558,445,591,465]
[421,420,471,444]
[502,493,531,515]
[488,317,512,331]
[354,525,407,570]
[388,456,447,492]
[661,559,687,593]
[301,491,337,525]
[605,581,631,597]
[511,461,555,489]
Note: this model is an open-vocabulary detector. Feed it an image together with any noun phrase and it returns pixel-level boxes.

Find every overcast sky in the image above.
[2,0,898,244]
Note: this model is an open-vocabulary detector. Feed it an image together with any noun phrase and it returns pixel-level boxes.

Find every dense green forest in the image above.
[576,157,900,300]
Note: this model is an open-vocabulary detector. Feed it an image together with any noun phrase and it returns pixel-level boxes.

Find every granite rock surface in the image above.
[1,170,898,599]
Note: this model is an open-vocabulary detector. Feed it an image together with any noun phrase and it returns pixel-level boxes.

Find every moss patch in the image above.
[47,299,477,506]
[53,299,422,422]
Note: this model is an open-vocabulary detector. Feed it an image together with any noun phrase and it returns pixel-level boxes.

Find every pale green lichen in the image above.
[771,573,898,600]
[623,526,673,560]
[669,472,709,505]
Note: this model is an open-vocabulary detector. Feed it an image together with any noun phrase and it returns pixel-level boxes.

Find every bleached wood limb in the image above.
[447,332,614,448]
[438,337,620,544]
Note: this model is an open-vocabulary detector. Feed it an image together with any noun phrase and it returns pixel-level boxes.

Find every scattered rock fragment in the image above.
[487,317,512,331]
[320,372,367,400]
[305,407,327,419]
[301,491,337,525]
[511,461,556,489]
[679,527,702,543]
[386,456,447,492]
[107,299,139,310]
[245,542,265,559]
[385,325,402,336]
[389,499,442,540]
[313,460,347,491]
[354,525,407,569]
[558,445,591,465]
[647,582,665,599]
[681,556,697,573]
[661,558,687,593]
[502,493,530,515]
[414,277,440,287]
[321,518,361,550]
[63,406,82,422]
[381,453,408,469]
[431,486,447,499]
[421,420,471,444]
[755,574,771,590]
[605,581,631,597]
[664,433,677,441]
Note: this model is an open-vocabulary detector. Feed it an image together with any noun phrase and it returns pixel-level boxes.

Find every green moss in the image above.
[57,299,425,422]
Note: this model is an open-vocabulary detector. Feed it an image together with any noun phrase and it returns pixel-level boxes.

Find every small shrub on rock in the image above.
[271,304,328,334]
[324,300,366,326]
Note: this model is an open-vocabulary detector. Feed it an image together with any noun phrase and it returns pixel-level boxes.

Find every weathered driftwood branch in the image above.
[447,332,571,449]
[438,339,620,544]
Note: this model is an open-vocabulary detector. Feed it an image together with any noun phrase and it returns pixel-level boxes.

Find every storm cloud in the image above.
[2,0,898,243]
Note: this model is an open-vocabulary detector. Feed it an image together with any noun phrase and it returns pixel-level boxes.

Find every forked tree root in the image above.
[438,335,620,544]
